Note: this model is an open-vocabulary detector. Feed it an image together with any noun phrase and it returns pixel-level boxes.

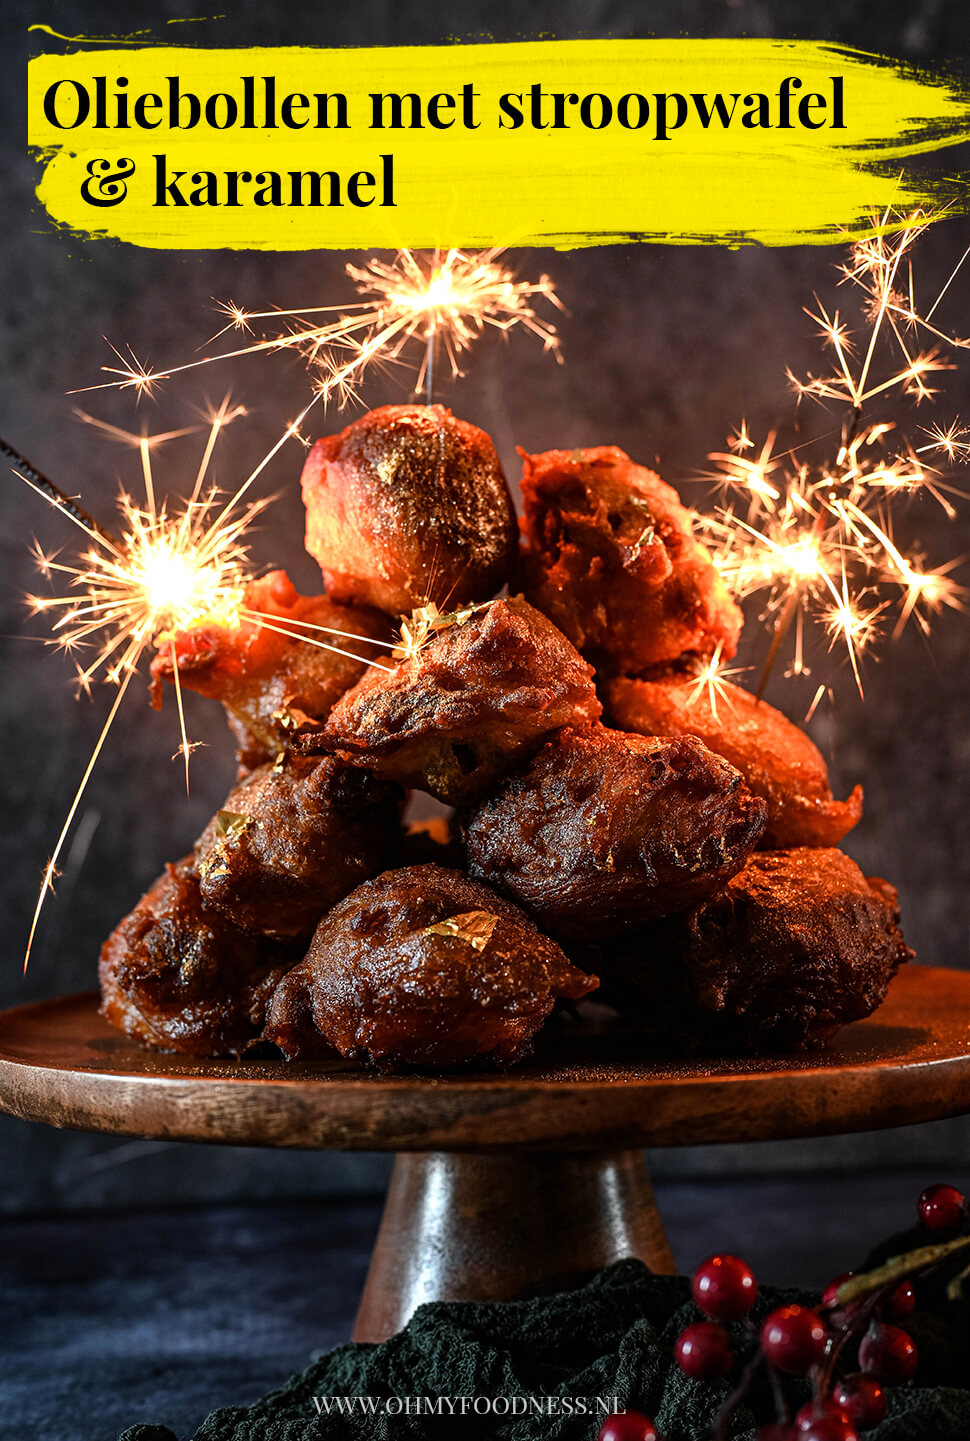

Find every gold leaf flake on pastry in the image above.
[423,909,500,952]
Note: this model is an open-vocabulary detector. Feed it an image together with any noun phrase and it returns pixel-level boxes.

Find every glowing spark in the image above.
[210,299,253,340]
[84,249,563,410]
[894,558,967,637]
[804,683,829,723]
[680,644,751,721]
[704,429,783,511]
[820,572,886,695]
[919,420,970,464]
[777,533,826,580]
[84,340,160,400]
[729,419,754,454]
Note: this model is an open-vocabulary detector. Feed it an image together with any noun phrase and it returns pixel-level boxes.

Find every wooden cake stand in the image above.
[2,965,969,1342]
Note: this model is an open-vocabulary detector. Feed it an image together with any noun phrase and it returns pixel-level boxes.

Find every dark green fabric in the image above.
[119,1260,970,1441]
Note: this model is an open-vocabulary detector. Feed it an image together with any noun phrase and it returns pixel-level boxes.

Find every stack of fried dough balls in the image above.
[99,404,912,1071]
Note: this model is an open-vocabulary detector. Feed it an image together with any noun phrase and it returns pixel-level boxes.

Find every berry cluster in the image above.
[596,1183,969,1441]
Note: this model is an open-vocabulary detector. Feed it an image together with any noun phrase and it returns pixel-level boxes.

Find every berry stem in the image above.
[766,1361,789,1428]
[713,1348,766,1441]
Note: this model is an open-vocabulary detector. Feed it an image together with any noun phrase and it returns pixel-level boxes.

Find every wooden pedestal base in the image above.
[3,974,970,1345]
[352,1149,674,1342]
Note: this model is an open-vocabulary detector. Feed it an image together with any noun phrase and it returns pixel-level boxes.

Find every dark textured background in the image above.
[2,0,969,1210]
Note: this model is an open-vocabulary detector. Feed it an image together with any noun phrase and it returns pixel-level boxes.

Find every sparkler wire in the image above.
[2,436,118,547]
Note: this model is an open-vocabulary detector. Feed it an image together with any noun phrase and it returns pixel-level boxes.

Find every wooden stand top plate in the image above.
[1,966,969,1153]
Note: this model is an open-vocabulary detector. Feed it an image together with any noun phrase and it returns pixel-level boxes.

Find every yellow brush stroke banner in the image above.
[27,38,970,250]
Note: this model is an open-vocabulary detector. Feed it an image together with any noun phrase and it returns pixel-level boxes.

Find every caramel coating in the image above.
[150,570,388,772]
[194,755,403,941]
[306,596,602,804]
[99,858,292,1057]
[605,673,863,848]
[599,848,913,1052]
[264,865,598,1071]
[519,446,743,674]
[301,404,518,615]
[463,725,766,941]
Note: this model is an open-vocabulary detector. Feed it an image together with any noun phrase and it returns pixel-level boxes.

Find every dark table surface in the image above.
[5,1166,969,1441]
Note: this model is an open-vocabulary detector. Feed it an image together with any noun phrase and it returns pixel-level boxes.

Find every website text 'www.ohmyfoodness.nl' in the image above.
[312,1394,624,1417]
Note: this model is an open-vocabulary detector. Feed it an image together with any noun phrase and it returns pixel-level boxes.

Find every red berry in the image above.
[833,1374,887,1430]
[884,1280,915,1320]
[859,1321,918,1384]
[822,1273,854,1309]
[761,1305,828,1374]
[795,1399,851,1431]
[675,1321,734,1380]
[798,1419,858,1441]
[758,1428,796,1441]
[691,1253,758,1319]
[918,1183,966,1232]
[597,1412,660,1441]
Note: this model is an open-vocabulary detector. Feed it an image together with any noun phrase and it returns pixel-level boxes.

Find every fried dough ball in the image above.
[305,596,602,804]
[99,858,293,1057]
[605,673,863,848]
[301,404,518,615]
[598,849,913,1052]
[519,446,743,674]
[150,570,388,772]
[463,725,766,942]
[194,756,404,941]
[264,865,598,1071]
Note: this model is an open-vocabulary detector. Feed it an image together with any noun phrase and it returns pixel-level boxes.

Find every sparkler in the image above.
[82,248,564,410]
[697,209,969,696]
[12,399,391,970]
